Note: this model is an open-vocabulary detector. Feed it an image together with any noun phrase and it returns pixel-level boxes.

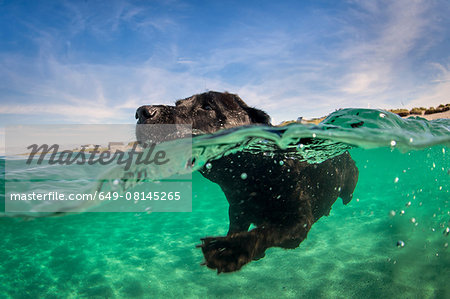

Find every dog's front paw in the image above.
[197,236,253,273]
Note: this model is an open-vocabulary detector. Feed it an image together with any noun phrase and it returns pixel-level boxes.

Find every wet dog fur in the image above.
[136,91,358,273]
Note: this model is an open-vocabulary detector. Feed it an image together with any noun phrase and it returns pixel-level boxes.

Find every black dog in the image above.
[136,91,358,273]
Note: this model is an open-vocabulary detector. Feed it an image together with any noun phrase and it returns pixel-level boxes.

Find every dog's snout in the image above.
[136,106,158,123]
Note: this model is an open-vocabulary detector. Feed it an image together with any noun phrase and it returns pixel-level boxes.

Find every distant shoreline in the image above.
[279,104,450,126]
[404,110,450,120]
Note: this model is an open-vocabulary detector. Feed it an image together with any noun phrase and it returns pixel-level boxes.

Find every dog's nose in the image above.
[136,106,158,123]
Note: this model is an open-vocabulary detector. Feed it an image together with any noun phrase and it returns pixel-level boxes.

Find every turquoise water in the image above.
[1,109,449,298]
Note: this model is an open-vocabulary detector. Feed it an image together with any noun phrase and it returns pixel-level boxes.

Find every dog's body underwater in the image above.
[136,91,359,273]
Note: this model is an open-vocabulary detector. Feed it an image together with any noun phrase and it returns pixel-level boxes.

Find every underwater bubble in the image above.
[389,210,396,217]
[394,177,399,183]
[279,161,284,166]
[297,144,304,150]
[390,140,397,147]
[312,133,317,138]
[397,240,405,248]
[240,173,248,180]
[406,201,411,207]
[380,113,386,118]
[445,243,448,248]
[411,217,416,223]
[400,210,405,215]
[113,179,120,185]
[444,227,450,236]
[205,163,212,170]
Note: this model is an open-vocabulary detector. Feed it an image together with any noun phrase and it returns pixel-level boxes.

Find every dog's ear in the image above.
[246,107,271,125]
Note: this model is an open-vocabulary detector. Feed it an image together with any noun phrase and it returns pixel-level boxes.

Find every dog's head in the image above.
[136,91,270,133]
[135,91,270,143]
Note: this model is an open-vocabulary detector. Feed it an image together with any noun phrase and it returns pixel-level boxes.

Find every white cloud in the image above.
[409,63,450,108]
[338,0,430,100]
[0,54,232,123]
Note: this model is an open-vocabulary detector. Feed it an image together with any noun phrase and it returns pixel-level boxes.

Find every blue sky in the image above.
[1,0,449,131]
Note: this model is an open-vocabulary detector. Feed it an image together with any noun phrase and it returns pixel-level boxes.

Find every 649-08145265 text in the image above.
[9,191,182,201]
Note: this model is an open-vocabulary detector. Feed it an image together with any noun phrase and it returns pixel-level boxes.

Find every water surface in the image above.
[1,109,449,298]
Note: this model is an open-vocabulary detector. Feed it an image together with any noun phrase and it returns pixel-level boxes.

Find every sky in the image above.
[0,0,449,134]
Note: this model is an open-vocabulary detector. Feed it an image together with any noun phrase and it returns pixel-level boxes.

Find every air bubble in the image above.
[390,140,397,147]
[113,179,120,185]
[397,240,405,248]
[380,113,386,118]
[240,173,248,180]
[411,217,416,223]
[205,163,212,170]
[279,161,284,166]
[394,177,399,183]
[389,210,396,217]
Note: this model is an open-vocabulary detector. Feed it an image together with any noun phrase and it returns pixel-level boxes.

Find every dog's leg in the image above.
[227,204,251,234]
[197,210,313,273]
